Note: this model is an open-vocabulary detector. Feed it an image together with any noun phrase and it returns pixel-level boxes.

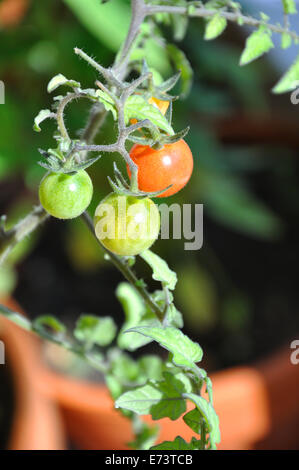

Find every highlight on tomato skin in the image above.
[94,193,161,256]
[127,139,194,198]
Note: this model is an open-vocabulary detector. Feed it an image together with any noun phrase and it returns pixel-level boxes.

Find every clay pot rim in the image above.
[38,367,112,412]
[0,298,65,450]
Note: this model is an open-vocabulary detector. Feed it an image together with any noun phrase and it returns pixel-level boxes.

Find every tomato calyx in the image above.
[128,123,190,150]
[108,162,172,198]
[38,140,101,175]
[137,61,181,105]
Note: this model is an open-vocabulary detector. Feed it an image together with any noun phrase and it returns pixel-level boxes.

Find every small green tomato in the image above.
[39,170,93,219]
[94,193,160,256]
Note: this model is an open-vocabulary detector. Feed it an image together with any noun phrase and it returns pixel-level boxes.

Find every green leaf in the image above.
[204,14,227,40]
[116,282,155,351]
[116,384,163,415]
[171,13,188,41]
[106,374,123,400]
[0,265,16,298]
[138,355,163,382]
[259,12,270,22]
[145,290,183,328]
[173,371,193,394]
[165,304,183,328]
[184,393,221,445]
[282,0,297,14]
[166,44,193,98]
[272,53,299,93]
[115,372,187,420]
[110,350,139,383]
[95,90,117,119]
[281,32,292,49]
[47,74,80,93]
[240,26,274,66]
[140,250,177,290]
[128,420,159,450]
[33,315,66,335]
[33,109,54,132]
[124,95,173,134]
[74,315,117,347]
[151,436,194,450]
[0,304,31,331]
[151,372,187,420]
[126,326,203,369]
[183,407,202,434]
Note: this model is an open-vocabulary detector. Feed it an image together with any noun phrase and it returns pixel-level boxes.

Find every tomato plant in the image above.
[94,193,160,256]
[128,140,193,197]
[39,170,93,220]
[1,0,297,452]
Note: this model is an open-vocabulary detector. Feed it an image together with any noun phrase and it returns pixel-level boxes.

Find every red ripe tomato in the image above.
[128,139,193,198]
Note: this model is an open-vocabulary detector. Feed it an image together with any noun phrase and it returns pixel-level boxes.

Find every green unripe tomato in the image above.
[94,193,160,256]
[39,170,93,219]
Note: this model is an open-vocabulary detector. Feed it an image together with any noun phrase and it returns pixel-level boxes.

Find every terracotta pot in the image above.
[0,0,29,27]
[37,346,299,450]
[2,299,298,449]
[37,369,195,450]
[0,298,66,450]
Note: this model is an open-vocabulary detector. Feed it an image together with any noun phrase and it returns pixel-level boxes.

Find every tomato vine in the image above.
[1,0,299,450]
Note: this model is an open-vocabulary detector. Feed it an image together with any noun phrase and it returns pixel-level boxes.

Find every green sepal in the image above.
[38,147,101,174]
[107,162,171,198]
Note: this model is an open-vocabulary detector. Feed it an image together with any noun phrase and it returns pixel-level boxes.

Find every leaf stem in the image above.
[146,4,299,42]
[56,92,79,141]
[74,48,124,89]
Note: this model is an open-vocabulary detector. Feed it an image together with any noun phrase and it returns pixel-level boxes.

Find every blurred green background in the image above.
[1,0,299,372]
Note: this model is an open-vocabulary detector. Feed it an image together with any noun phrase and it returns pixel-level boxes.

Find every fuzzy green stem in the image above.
[56,93,79,141]
[147,3,299,42]
[113,0,147,79]
[74,48,123,89]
